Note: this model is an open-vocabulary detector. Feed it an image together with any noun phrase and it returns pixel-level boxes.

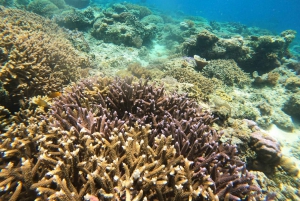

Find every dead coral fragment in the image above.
[194,55,210,70]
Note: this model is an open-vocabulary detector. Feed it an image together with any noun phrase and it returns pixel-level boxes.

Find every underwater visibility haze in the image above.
[0,0,300,200]
[145,0,300,34]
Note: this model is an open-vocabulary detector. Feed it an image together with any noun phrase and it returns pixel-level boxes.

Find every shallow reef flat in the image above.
[0,2,300,201]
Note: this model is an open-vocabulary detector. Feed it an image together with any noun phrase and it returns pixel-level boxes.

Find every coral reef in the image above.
[127,62,153,79]
[0,77,262,200]
[182,29,296,74]
[159,22,198,52]
[141,14,164,25]
[221,118,300,200]
[91,3,156,48]
[162,63,222,100]
[0,81,10,108]
[123,3,152,19]
[0,7,91,112]
[202,59,251,87]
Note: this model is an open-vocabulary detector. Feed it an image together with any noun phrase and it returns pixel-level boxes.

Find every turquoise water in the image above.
[96,0,300,34]
[150,0,300,33]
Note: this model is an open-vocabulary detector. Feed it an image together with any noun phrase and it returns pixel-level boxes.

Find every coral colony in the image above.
[0,78,262,200]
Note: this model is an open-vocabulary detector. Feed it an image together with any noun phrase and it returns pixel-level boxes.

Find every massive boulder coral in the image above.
[0,7,91,112]
[182,29,296,73]
[0,77,262,201]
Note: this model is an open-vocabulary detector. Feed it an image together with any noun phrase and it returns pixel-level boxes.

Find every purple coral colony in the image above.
[0,0,299,200]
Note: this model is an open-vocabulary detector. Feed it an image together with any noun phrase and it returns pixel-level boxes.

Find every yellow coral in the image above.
[215,89,232,102]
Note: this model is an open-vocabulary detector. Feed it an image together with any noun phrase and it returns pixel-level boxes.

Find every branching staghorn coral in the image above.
[0,77,262,200]
[0,7,91,112]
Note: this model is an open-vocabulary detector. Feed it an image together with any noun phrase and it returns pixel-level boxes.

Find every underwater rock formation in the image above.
[182,29,296,74]
[0,77,262,200]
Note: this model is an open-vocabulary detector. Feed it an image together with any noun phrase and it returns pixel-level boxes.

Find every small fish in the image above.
[35,99,49,108]
[48,92,62,98]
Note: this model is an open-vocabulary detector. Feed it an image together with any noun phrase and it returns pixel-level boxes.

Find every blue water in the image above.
[120,0,300,35]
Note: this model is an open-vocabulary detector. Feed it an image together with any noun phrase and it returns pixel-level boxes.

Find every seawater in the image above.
[95,0,300,35]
